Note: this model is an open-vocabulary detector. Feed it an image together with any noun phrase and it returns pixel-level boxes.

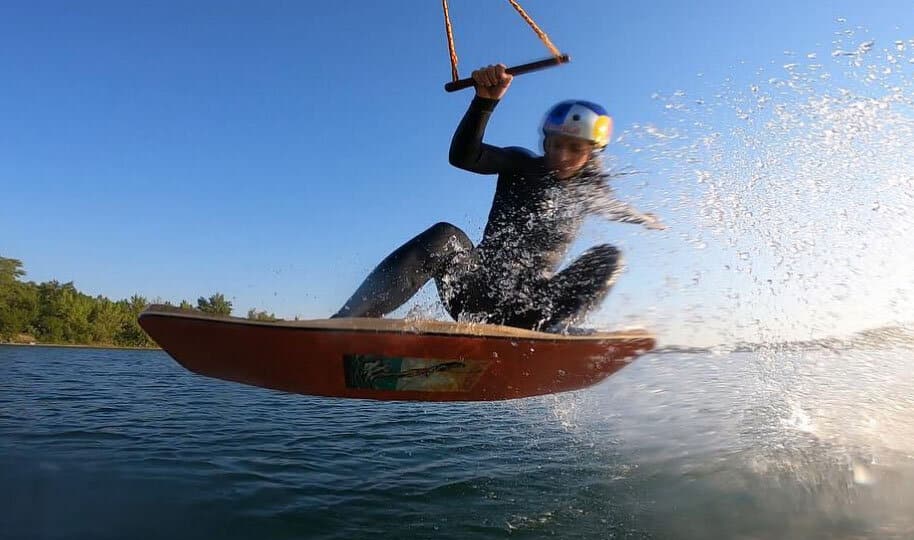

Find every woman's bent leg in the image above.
[540,244,623,331]
[332,222,473,318]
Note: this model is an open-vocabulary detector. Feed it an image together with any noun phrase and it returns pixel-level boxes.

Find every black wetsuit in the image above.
[333,97,654,331]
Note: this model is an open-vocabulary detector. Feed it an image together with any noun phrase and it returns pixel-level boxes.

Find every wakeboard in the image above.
[138,304,655,402]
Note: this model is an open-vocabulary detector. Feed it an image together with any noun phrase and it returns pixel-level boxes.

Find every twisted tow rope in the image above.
[441,0,562,82]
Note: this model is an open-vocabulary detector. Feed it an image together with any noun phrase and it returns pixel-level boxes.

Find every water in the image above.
[2,344,913,539]
[598,21,914,346]
[3,14,913,540]
[4,24,914,539]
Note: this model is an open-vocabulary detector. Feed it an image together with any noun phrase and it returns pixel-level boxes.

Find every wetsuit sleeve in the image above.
[449,96,525,175]
[585,183,658,226]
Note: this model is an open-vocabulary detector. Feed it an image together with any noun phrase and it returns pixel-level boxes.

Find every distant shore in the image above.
[0,342,160,351]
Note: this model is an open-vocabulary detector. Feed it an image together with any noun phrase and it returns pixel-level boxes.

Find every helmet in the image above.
[542,100,613,148]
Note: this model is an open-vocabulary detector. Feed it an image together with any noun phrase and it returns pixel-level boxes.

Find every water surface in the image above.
[2,344,913,539]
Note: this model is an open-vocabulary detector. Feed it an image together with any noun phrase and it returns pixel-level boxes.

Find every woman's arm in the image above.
[585,182,667,229]
[448,64,521,175]
[448,97,523,174]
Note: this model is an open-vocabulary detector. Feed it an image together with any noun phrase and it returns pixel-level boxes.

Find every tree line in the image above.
[0,256,276,347]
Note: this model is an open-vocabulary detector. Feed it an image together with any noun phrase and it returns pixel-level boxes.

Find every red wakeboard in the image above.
[138,305,655,402]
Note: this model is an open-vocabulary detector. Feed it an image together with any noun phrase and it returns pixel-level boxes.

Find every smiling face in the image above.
[544,134,595,180]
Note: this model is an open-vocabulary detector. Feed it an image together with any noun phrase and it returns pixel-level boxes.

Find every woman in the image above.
[333,64,665,332]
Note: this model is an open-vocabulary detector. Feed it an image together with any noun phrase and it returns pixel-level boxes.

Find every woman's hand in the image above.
[472,64,513,100]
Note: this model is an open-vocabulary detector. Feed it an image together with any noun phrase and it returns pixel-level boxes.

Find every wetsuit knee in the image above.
[589,243,620,258]
[424,222,472,254]
[588,244,622,265]
[332,222,474,319]
[583,244,624,284]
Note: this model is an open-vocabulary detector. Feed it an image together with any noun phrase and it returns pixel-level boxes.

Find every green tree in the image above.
[247,308,277,321]
[90,297,126,344]
[115,294,153,347]
[34,281,68,342]
[33,281,96,343]
[2,255,243,347]
[0,257,39,340]
[0,257,25,283]
[60,285,94,343]
[197,293,232,316]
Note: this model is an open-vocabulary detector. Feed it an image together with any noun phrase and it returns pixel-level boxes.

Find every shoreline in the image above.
[0,342,160,351]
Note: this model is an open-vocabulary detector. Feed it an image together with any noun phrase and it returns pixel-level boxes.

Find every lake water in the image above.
[2,343,913,539]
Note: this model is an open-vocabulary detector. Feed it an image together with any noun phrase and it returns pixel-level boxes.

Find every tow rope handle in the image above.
[444,55,571,93]
[442,0,570,93]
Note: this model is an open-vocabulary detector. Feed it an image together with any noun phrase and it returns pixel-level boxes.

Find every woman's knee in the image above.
[423,222,472,251]
[573,245,623,287]
[586,244,623,266]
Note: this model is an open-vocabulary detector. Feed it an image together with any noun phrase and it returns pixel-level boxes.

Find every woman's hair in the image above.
[574,147,609,182]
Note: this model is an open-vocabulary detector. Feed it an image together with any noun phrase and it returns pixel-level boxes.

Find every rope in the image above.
[441,0,561,82]
[442,0,459,82]
[506,0,561,58]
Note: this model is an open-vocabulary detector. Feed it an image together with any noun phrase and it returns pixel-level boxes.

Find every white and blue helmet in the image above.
[542,100,613,148]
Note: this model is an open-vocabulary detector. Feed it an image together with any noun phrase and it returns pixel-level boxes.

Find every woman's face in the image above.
[544,134,594,179]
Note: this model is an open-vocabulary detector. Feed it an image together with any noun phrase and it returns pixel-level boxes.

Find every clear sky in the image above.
[2,1,913,346]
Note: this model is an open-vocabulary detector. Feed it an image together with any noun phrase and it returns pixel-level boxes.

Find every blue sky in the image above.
[2,1,913,345]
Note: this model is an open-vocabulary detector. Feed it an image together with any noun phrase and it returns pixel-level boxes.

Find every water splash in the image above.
[612,20,914,346]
